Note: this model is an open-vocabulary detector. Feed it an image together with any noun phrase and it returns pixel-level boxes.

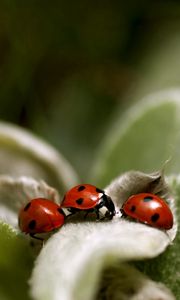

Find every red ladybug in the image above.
[121,193,173,229]
[18,198,65,240]
[61,184,116,219]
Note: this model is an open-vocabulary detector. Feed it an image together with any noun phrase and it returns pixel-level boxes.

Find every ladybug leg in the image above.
[30,233,44,242]
[84,208,94,219]
[95,208,100,220]
[120,208,127,218]
[65,207,79,218]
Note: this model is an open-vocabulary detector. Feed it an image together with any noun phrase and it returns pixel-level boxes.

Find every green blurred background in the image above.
[1,0,180,179]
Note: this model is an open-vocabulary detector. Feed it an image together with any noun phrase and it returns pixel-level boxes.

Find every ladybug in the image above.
[18,198,65,240]
[121,193,173,229]
[61,184,116,219]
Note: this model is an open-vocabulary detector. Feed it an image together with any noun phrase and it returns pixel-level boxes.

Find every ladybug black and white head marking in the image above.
[61,184,116,220]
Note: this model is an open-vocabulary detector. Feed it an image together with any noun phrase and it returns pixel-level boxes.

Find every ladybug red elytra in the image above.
[18,198,65,240]
[61,184,116,219]
[121,193,173,229]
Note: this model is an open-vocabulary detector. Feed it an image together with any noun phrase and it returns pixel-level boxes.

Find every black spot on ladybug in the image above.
[28,220,36,230]
[96,188,104,194]
[76,198,84,205]
[130,205,136,212]
[24,202,31,211]
[143,196,153,202]
[78,185,85,192]
[151,213,160,222]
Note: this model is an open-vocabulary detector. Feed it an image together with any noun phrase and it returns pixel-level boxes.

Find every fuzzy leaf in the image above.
[0,175,60,229]
[30,171,176,300]
[105,170,177,241]
[30,222,174,300]
[134,175,180,298]
[91,89,180,186]
[0,222,34,300]
[96,263,175,300]
[0,121,79,191]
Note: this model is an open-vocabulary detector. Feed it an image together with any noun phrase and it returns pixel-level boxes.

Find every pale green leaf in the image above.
[91,89,180,186]
[0,175,60,229]
[134,175,180,298]
[30,222,174,300]
[0,223,34,300]
[96,263,175,300]
[0,121,79,191]
[30,171,176,300]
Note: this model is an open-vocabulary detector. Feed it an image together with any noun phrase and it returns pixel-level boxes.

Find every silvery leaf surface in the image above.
[0,175,60,229]
[30,171,177,300]
[91,89,180,187]
[0,121,79,191]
